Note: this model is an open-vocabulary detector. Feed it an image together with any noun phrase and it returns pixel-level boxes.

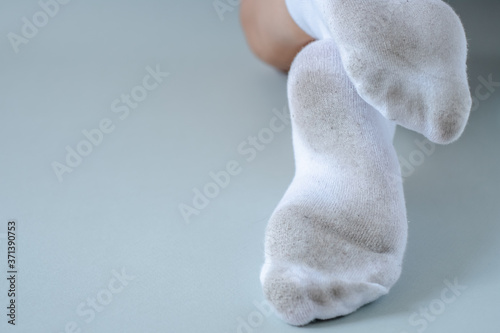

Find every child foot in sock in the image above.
[260,39,408,326]
[285,0,472,144]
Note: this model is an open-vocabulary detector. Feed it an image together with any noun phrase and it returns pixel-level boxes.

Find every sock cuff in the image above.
[284,0,332,40]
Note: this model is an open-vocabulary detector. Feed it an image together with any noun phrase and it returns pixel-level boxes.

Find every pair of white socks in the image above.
[260,0,471,326]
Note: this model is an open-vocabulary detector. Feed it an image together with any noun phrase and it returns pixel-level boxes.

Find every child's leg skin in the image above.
[240,0,314,72]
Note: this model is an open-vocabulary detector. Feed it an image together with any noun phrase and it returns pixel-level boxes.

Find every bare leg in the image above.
[239,0,314,72]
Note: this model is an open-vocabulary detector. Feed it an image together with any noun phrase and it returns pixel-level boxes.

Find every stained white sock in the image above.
[285,0,472,144]
[260,39,407,326]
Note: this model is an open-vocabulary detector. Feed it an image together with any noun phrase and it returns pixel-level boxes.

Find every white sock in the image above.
[285,0,472,144]
[260,39,407,326]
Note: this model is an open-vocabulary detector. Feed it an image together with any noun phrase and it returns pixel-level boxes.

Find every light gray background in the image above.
[0,0,499,332]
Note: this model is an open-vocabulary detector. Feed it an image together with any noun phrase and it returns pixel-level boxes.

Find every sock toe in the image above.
[261,262,389,326]
[261,262,315,326]
[331,0,472,143]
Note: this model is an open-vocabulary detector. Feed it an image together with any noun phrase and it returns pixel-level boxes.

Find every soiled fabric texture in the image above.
[284,0,472,144]
[261,39,408,326]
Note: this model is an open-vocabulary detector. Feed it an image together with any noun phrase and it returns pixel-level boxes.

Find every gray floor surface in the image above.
[0,1,499,332]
